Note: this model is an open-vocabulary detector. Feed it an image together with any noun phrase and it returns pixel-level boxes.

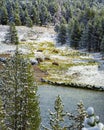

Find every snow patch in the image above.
[66,65,104,87]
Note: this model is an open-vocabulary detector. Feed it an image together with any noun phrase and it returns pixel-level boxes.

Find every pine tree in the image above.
[79,27,89,49]
[6,0,14,23]
[0,97,7,130]
[79,22,93,52]
[0,49,41,130]
[43,95,67,130]
[100,36,104,59]
[14,1,21,26]
[70,20,81,49]
[25,8,33,27]
[40,4,49,25]
[1,6,8,25]
[14,13,21,26]
[10,22,19,44]
[75,101,87,130]
[67,101,87,130]
[19,7,25,25]
[57,23,67,45]
[30,6,37,24]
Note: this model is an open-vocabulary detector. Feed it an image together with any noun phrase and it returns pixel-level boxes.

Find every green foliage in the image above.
[14,13,21,26]
[70,20,82,49]
[0,49,41,130]
[25,9,33,27]
[10,22,19,44]
[57,24,67,45]
[0,0,104,29]
[43,95,67,130]
[101,36,104,58]
[0,6,8,25]
[0,97,7,130]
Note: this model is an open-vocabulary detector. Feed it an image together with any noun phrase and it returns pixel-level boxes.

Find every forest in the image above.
[0,0,104,130]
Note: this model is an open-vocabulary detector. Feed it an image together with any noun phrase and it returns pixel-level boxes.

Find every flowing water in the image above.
[38,85,104,128]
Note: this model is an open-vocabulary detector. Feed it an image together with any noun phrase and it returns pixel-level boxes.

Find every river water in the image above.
[38,85,104,128]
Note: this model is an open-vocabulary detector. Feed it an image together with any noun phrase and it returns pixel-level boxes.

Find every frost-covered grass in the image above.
[37,43,98,84]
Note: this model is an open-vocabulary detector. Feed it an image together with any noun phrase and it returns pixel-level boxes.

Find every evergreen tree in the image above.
[1,6,8,25]
[30,6,37,24]
[85,22,95,52]
[57,23,67,45]
[0,97,7,130]
[25,9,33,27]
[0,49,41,130]
[14,13,21,26]
[30,6,41,25]
[40,4,49,25]
[70,20,81,49]
[43,95,67,130]
[14,1,21,26]
[19,7,25,25]
[67,101,87,130]
[10,22,19,44]
[6,0,14,23]
[75,101,87,130]
[100,36,104,59]
[48,2,58,17]
[79,27,89,49]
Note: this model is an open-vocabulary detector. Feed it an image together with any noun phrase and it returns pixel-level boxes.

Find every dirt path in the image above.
[33,65,48,82]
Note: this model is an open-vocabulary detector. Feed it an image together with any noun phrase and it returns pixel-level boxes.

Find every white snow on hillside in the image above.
[66,65,104,87]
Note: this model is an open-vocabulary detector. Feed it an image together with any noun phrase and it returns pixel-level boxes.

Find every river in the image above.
[38,85,104,128]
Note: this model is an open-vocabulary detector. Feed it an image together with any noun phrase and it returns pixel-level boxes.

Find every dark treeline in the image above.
[0,0,69,27]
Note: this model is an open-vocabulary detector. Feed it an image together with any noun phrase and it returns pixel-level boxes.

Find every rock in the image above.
[0,57,6,63]
[30,59,38,65]
[37,50,43,52]
[52,62,59,66]
[45,57,50,60]
[35,52,45,62]
[36,58,43,63]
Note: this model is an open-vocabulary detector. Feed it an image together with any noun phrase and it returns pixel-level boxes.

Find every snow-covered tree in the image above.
[75,101,87,130]
[42,95,67,130]
[67,101,87,130]
[0,48,41,130]
[82,107,104,130]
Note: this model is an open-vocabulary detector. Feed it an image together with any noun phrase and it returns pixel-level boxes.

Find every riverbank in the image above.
[41,79,104,91]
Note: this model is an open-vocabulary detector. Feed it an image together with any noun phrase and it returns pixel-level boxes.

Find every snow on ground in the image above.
[36,32,56,43]
[0,43,16,53]
[0,25,56,53]
[66,65,104,87]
